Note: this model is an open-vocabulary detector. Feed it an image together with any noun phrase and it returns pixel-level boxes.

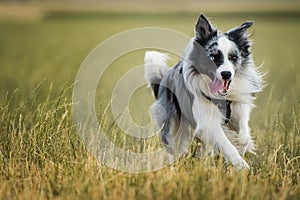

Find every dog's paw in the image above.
[237,136,256,156]
[231,157,250,170]
[225,152,250,170]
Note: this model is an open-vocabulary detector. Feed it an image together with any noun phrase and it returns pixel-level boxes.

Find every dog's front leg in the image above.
[200,125,249,169]
[193,99,249,170]
[230,102,255,156]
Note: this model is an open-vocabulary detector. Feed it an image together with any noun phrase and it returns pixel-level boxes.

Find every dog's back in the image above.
[144,51,195,153]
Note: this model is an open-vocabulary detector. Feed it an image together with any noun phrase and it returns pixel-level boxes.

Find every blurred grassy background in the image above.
[0,1,299,199]
[0,1,299,127]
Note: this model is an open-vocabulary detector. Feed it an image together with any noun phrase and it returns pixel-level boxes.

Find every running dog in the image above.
[144,14,264,169]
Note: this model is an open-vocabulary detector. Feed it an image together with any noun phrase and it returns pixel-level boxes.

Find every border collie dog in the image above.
[144,14,264,169]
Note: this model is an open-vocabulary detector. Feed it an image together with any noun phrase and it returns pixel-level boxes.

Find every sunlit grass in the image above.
[0,84,299,199]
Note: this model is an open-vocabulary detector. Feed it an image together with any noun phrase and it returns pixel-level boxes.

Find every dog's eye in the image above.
[228,54,238,62]
[209,50,223,64]
[210,54,217,61]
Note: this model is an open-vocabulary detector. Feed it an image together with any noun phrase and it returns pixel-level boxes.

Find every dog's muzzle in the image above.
[208,74,232,96]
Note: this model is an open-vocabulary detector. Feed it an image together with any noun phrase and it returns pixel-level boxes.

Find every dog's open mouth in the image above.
[208,78,231,96]
[218,80,231,96]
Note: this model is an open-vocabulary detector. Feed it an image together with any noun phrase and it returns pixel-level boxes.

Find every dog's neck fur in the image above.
[200,90,232,125]
[177,61,232,125]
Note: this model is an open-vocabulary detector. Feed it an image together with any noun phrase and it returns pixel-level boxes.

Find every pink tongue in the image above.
[208,77,224,94]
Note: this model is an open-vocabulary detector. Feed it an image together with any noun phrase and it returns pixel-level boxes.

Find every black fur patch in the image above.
[225,21,253,58]
[151,83,160,99]
[195,14,218,47]
[226,33,251,58]
[209,49,224,67]
[206,40,224,67]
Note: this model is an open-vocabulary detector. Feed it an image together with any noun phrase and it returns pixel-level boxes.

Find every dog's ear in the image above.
[226,21,253,57]
[195,14,217,45]
[227,21,253,39]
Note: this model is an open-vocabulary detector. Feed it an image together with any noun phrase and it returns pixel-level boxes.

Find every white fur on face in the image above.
[215,36,239,80]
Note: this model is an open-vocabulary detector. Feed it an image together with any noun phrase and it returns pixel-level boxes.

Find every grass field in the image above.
[0,11,300,199]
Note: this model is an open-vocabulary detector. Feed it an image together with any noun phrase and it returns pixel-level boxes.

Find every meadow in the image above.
[0,11,299,199]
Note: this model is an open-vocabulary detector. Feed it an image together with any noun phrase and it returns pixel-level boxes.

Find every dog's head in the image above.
[193,14,253,96]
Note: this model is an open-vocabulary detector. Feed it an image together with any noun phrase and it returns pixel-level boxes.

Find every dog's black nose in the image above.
[221,71,232,80]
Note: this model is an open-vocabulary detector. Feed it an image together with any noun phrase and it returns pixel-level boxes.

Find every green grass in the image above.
[0,12,299,199]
